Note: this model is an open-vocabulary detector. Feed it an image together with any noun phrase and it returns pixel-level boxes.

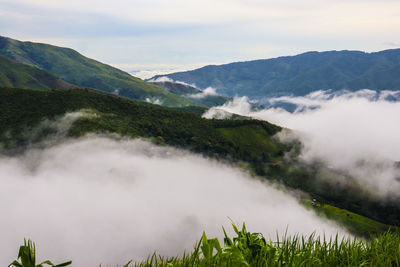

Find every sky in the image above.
[1,0,400,78]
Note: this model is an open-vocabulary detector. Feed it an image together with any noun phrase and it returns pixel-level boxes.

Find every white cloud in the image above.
[124,63,210,80]
[148,76,198,88]
[4,0,399,35]
[203,97,252,118]
[133,71,173,80]
[145,97,162,105]
[188,87,219,99]
[205,90,400,196]
[202,109,234,120]
[0,136,344,266]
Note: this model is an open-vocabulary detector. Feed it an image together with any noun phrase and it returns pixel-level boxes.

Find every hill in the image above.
[0,36,191,107]
[0,55,71,90]
[152,49,400,98]
[1,87,399,235]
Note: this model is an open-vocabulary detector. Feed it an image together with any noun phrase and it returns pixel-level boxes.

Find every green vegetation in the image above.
[155,49,400,97]
[131,223,400,267]
[13,225,400,266]
[301,200,394,237]
[133,224,400,266]
[9,239,71,267]
[2,87,400,236]
[218,125,280,161]
[0,55,70,90]
[0,36,192,107]
[261,161,400,229]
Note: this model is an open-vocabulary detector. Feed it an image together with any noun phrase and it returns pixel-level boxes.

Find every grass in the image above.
[0,55,70,90]
[302,199,395,237]
[9,239,71,267]
[130,223,400,266]
[12,224,400,266]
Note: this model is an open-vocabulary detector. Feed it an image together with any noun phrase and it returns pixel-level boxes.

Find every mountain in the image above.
[151,81,231,107]
[152,49,400,98]
[0,55,71,90]
[1,86,399,235]
[0,36,191,107]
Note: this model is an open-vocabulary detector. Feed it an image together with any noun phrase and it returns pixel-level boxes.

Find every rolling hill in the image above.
[0,55,71,90]
[0,36,192,107]
[152,49,400,98]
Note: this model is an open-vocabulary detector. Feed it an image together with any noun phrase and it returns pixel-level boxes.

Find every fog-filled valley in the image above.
[1,135,343,266]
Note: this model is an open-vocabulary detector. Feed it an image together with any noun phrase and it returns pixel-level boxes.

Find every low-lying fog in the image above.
[1,136,343,266]
[204,89,400,196]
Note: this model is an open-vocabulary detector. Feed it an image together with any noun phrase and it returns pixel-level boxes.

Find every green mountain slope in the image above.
[152,81,231,107]
[0,55,70,90]
[153,49,400,98]
[0,36,191,107]
[1,87,399,236]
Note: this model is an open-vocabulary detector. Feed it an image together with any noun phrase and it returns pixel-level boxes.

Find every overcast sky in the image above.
[1,0,400,78]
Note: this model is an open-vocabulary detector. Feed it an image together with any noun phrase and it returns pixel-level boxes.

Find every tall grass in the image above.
[10,224,400,266]
[131,223,400,267]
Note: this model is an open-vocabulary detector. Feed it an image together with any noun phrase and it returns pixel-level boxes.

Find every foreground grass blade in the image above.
[9,239,72,267]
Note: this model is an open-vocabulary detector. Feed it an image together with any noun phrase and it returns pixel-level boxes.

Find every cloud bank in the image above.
[204,90,400,196]
[0,136,343,266]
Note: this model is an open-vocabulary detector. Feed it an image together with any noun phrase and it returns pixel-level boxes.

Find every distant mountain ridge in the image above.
[152,49,400,98]
[0,36,192,107]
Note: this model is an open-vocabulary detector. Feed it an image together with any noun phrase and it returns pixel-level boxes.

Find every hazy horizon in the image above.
[1,0,399,77]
